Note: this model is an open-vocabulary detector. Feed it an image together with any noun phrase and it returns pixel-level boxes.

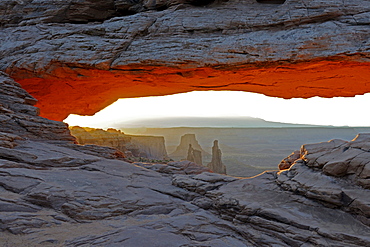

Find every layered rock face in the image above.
[207,140,227,174]
[70,126,168,160]
[1,72,370,246]
[0,72,74,142]
[0,0,208,25]
[129,135,168,160]
[170,133,208,159]
[1,0,370,120]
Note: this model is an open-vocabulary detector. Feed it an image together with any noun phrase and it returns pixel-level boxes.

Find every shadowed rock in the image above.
[0,72,74,142]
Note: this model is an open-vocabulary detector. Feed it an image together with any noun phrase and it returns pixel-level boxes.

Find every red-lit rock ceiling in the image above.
[1,0,370,121]
[11,59,370,121]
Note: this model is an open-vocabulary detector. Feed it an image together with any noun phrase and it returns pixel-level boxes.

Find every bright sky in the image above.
[64,91,370,128]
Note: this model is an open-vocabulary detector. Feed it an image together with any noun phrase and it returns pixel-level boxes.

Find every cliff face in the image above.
[129,135,169,160]
[1,0,369,120]
[0,72,370,246]
[70,126,168,160]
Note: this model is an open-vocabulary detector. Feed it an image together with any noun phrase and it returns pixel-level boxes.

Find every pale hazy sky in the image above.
[64,91,370,128]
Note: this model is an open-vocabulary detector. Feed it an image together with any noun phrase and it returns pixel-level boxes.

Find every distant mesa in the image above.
[170,134,209,159]
[114,116,321,129]
[207,140,227,174]
[70,126,168,161]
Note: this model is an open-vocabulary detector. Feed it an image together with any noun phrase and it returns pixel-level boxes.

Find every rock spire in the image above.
[187,144,203,166]
[170,134,208,159]
[207,140,226,174]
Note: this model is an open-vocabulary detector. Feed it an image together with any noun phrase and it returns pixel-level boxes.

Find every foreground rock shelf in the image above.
[1,73,370,246]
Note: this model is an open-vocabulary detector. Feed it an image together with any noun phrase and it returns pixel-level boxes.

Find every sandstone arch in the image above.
[1,0,370,121]
[11,59,370,121]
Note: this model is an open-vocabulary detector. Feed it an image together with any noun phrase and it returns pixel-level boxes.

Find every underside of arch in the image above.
[11,59,370,121]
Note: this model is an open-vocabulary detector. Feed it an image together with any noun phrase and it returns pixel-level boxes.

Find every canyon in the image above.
[125,126,370,177]
[1,0,370,246]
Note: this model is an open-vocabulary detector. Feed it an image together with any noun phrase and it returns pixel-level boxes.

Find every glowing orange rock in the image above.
[12,60,370,121]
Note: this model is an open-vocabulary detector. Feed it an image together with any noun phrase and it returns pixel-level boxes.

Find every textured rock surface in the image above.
[207,140,227,174]
[129,134,169,160]
[1,0,370,120]
[70,126,168,160]
[135,160,211,175]
[278,135,370,190]
[0,72,74,142]
[1,72,370,246]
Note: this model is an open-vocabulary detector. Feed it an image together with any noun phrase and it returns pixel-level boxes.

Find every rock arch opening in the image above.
[14,60,370,122]
[63,90,370,128]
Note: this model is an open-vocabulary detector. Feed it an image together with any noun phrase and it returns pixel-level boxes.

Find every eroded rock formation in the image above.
[70,126,168,160]
[0,72,370,246]
[278,150,300,170]
[170,133,208,159]
[0,1,370,120]
[187,144,203,166]
[207,140,227,174]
